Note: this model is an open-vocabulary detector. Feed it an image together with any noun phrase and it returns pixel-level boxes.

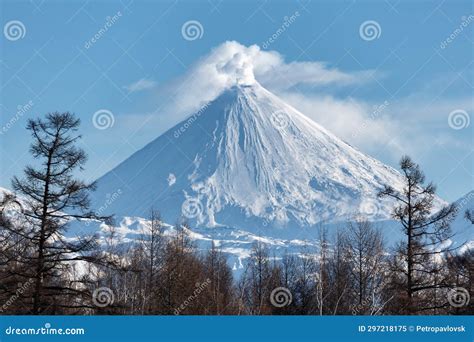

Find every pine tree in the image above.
[10,112,106,314]
[378,155,456,313]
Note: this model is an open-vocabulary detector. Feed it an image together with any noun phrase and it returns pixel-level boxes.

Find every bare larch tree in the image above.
[11,112,104,314]
[378,155,456,313]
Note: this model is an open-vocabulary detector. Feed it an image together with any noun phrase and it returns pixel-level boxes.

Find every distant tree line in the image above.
[0,112,472,315]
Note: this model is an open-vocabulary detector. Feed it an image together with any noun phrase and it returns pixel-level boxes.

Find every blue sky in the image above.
[0,0,473,202]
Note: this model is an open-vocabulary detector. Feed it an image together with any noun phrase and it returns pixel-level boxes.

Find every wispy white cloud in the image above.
[278,89,473,162]
[255,60,374,90]
[118,41,471,166]
[150,41,374,126]
[123,78,157,93]
[275,92,402,156]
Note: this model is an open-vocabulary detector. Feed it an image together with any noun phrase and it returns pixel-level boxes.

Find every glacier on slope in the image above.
[92,81,435,232]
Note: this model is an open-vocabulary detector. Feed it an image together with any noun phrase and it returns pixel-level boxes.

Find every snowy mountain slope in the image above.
[0,187,11,197]
[0,186,23,220]
[71,190,472,275]
[450,190,474,251]
[1,182,469,275]
[92,81,445,232]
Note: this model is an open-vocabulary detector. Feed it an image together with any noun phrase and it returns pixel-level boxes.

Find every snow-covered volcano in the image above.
[93,81,421,230]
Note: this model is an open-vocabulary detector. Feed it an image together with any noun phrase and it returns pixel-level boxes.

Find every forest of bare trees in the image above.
[0,112,472,315]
